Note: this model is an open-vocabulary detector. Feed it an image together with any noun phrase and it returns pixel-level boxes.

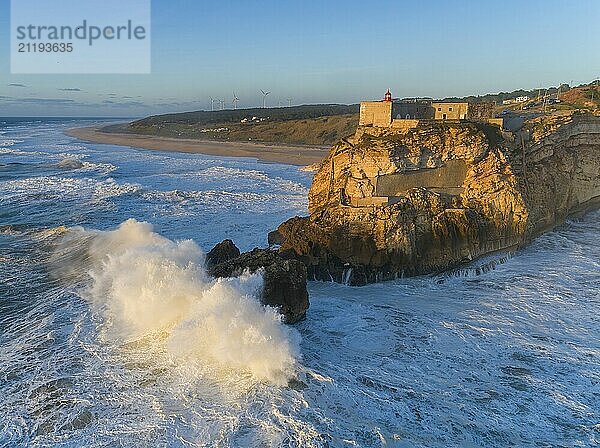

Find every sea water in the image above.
[0,118,598,447]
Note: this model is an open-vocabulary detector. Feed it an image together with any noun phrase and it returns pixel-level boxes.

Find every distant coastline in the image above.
[66,125,330,166]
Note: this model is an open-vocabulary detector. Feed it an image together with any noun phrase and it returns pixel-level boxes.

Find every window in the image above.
[449,107,453,111]
[438,107,441,111]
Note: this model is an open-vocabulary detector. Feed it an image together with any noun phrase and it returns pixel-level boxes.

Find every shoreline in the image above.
[65,125,330,167]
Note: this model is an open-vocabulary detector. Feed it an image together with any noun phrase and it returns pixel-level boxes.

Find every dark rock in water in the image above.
[267,229,284,246]
[56,158,84,170]
[205,239,240,268]
[207,245,309,324]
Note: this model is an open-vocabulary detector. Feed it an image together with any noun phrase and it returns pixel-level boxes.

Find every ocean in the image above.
[1,118,599,447]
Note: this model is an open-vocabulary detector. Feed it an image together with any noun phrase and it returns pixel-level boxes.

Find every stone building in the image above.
[394,99,434,120]
[359,100,393,127]
[431,102,469,120]
[359,90,500,128]
[359,89,393,127]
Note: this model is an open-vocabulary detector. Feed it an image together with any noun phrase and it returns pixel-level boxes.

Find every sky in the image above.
[0,0,599,117]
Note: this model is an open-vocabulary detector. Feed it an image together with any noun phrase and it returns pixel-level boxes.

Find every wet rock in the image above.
[267,229,284,246]
[205,239,240,268]
[207,245,309,324]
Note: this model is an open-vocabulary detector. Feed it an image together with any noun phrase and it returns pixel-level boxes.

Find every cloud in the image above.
[19,98,77,105]
[58,88,82,92]
[0,95,150,113]
[155,100,203,108]
[122,101,147,107]
[102,99,147,107]
[0,96,77,105]
[8,83,27,88]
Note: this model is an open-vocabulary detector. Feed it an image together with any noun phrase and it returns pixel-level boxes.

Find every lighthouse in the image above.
[359,89,394,127]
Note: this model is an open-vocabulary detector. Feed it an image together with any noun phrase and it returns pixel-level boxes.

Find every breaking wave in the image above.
[50,219,300,386]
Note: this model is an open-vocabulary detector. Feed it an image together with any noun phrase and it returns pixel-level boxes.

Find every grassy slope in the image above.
[126,104,359,146]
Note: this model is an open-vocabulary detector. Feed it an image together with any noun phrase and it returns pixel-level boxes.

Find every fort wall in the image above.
[375,160,468,197]
[359,101,392,127]
[391,119,420,130]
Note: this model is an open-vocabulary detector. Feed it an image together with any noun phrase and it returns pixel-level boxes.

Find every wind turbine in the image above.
[260,89,270,108]
[287,98,292,107]
[220,99,225,110]
[232,92,240,110]
[209,96,216,112]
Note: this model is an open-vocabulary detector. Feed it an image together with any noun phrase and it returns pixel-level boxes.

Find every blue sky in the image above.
[0,0,599,117]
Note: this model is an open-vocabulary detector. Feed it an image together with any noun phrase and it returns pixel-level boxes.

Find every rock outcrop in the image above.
[207,242,309,323]
[275,112,600,285]
[206,239,241,268]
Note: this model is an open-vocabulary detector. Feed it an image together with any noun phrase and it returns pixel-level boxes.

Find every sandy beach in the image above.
[66,125,329,166]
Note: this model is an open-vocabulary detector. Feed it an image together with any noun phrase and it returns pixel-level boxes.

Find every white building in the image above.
[515,96,529,103]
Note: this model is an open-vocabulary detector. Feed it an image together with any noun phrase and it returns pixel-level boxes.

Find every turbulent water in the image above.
[1,118,599,447]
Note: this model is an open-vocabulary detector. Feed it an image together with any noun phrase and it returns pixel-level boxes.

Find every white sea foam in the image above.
[92,178,141,201]
[166,166,308,194]
[0,176,140,204]
[53,219,300,386]
[0,147,48,156]
[0,139,23,147]
[81,161,117,175]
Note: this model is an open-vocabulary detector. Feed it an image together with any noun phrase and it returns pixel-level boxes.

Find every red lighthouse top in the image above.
[384,89,392,102]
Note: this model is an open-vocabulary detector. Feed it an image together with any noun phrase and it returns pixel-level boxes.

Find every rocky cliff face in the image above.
[275,112,600,285]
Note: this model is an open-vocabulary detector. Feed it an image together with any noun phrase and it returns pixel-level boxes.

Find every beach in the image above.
[66,125,329,166]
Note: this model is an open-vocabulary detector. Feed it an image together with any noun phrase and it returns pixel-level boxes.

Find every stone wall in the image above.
[468,102,495,119]
[391,119,420,130]
[359,101,392,127]
[394,101,435,119]
[487,118,504,128]
[348,196,390,207]
[375,160,468,196]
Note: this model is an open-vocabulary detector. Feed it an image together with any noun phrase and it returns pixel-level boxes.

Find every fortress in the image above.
[359,89,502,129]
[333,90,504,209]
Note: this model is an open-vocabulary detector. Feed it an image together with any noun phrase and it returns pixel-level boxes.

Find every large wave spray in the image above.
[52,219,300,385]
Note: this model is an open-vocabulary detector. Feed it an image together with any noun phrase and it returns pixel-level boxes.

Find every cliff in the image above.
[274,112,600,285]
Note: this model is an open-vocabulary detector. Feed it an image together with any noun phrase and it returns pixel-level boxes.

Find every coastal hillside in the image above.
[445,81,599,110]
[113,82,598,149]
[125,104,359,146]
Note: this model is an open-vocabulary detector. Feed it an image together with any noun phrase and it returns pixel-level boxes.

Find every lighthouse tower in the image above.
[359,89,394,127]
